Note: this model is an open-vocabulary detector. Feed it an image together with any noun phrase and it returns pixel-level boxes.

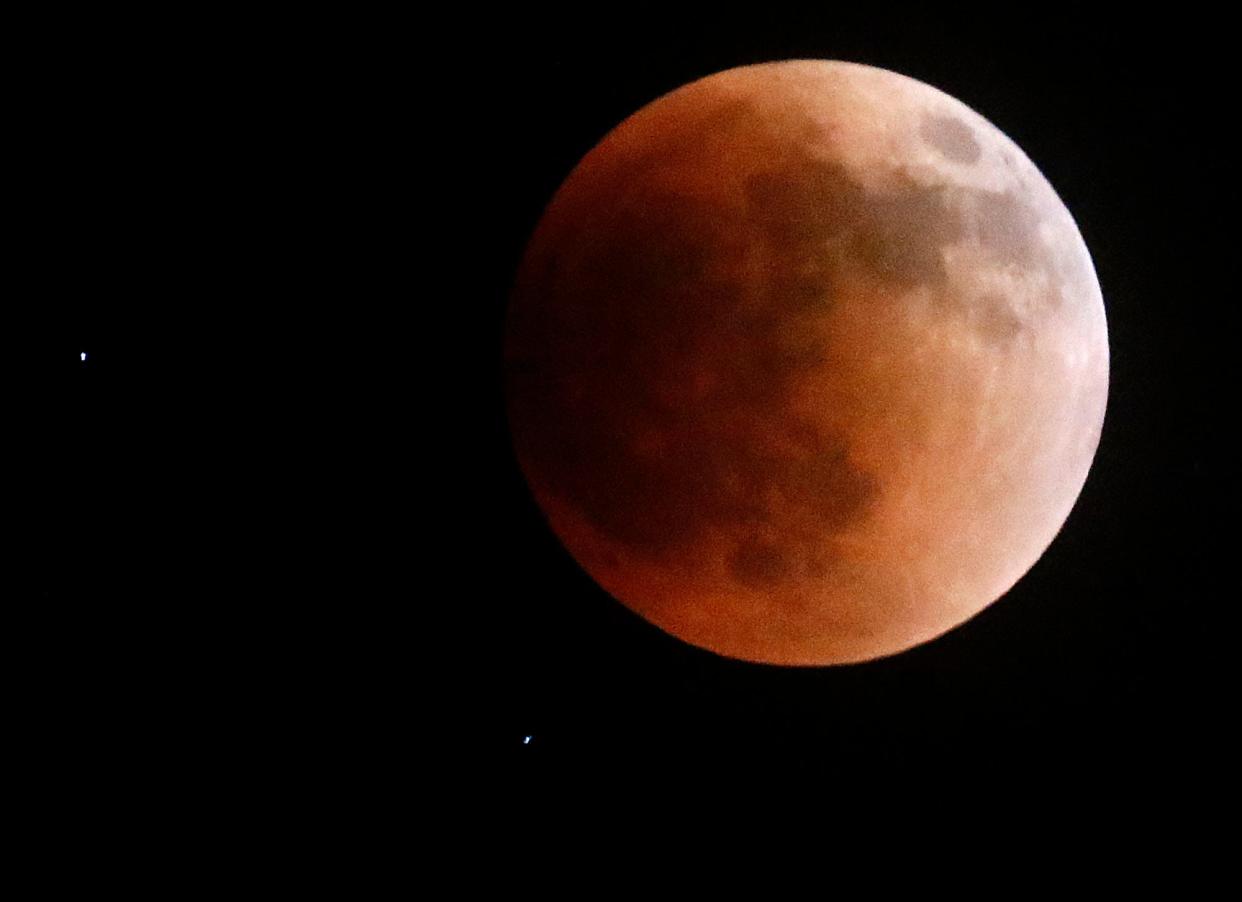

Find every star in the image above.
[80,352,87,362]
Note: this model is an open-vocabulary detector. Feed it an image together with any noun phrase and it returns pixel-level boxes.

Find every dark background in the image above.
[28,9,1231,809]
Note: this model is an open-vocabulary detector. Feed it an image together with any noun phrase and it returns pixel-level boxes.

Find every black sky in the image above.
[29,9,1233,813]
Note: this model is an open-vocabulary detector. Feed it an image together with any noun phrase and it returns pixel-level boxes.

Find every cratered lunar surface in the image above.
[504,61,1109,665]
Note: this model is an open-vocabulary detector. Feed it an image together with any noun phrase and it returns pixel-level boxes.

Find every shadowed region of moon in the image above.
[505,61,1109,665]
[507,181,876,561]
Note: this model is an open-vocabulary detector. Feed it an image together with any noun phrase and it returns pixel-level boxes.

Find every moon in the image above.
[504,61,1109,665]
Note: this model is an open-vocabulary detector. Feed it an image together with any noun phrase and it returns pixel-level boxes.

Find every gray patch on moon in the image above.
[972,293,1026,348]
[745,154,965,291]
[920,113,982,164]
[851,173,964,287]
[936,186,1074,348]
[973,189,1043,265]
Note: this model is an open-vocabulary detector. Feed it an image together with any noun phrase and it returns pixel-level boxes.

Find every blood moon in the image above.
[504,61,1109,665]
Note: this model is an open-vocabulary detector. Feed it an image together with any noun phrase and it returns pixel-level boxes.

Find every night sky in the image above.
[31,10,1231,810]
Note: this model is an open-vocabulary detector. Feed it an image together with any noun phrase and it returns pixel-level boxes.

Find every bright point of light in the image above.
[523,736,533,745]
[80,352,87,362]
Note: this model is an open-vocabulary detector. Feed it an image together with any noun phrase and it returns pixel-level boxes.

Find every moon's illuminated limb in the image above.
[505,61,1109,665]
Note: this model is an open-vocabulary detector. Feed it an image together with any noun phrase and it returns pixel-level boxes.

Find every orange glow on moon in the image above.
[504,61,1109,665]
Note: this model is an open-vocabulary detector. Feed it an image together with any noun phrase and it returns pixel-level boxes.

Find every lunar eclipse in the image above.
[504,61,1109,665]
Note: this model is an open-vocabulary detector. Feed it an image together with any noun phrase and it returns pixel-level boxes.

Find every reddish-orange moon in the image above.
[504,61,1109,665]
